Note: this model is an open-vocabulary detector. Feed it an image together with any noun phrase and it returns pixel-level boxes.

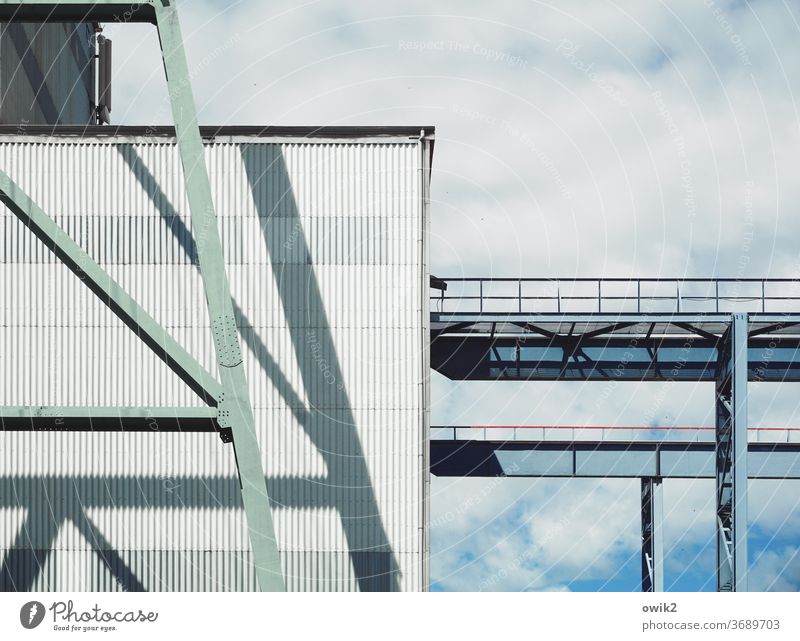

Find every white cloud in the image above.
[750,546,800,591]
[105,0,800,276]
[431,477,640,590]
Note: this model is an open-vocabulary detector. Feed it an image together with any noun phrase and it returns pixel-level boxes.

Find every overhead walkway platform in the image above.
[429,277,800,593]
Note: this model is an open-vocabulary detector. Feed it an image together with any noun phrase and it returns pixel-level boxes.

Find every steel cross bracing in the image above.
[0,0,283,591]
[431,278,800,593]
[431,313,800,382]
[641,477,663,593]
[715,314,749,592]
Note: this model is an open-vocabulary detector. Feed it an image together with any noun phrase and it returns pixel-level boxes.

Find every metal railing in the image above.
[431,425,800,443]
[430,277,800,314]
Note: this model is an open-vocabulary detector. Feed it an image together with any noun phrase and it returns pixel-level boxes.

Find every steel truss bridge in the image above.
[429,277,800,592]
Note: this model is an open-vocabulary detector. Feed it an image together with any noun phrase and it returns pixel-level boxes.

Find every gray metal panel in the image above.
[660,449,714,477]
[749,451,800,479]
[576,448,657,477]
[0,22,94,125]
[495,448,573,476]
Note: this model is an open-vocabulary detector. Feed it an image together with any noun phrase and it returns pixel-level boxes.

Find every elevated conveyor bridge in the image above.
[429,277,800,592]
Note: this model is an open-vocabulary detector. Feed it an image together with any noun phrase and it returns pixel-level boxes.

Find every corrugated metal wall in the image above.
[0,133,429,591]
[0,22,94,125]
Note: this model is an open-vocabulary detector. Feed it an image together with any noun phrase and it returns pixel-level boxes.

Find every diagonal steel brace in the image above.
[0,171,223,404]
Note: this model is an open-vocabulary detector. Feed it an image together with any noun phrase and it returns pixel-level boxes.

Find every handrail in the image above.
[431,425,800,443]
[430,277,800,315]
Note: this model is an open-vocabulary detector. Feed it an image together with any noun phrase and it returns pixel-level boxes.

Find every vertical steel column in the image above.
[641,477,663,592]
[153,1,284,591]
[715,313,748,591]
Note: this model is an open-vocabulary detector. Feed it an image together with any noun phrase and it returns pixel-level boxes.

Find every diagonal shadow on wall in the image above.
[0,473,367,591]
[125,143,400,589]
[239,144,401,591]
[4,23,61,124]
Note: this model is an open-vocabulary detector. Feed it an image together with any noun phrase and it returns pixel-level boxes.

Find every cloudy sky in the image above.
[106,0,800,591]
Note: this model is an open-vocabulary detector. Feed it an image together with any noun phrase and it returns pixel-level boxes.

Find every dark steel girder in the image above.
[0,1,157,23]
[431,335,800,382]
[429,440,800,480]
[0,406,220,434]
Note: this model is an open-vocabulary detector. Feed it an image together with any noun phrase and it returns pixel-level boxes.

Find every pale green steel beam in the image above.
[0,172,224,404]
[154,1,284,591]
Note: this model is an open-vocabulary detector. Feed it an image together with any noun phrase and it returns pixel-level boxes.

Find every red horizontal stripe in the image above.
[453,425,800,431]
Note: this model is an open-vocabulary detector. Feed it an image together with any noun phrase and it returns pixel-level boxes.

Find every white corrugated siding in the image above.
[0,135,428,591]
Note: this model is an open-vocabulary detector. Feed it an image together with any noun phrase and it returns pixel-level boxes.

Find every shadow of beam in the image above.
[0,475,335,511]
[70,509,147,592]
[0,497,61,591]
[125,142,401,589]
[240,145,401,590]
[0,473,354,591]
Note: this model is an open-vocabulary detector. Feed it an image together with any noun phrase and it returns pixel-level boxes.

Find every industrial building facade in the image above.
[0,127,433,591]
